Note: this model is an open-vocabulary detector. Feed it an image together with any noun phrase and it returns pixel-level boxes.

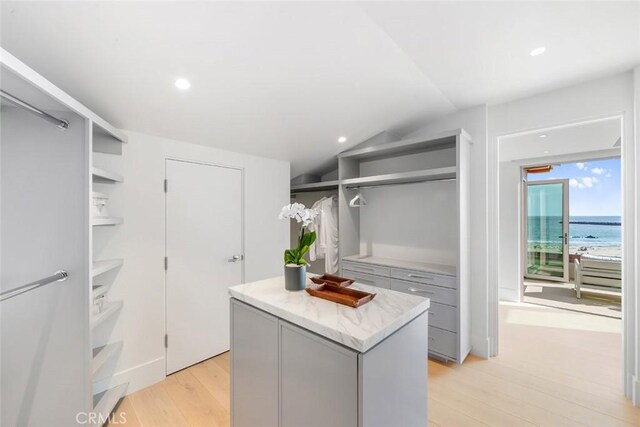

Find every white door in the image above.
[165,159,243,374]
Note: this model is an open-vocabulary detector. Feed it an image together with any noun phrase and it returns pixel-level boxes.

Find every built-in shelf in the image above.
[92,167,123,183]
[92,217,124,226]
[92,382,128,426]
[341,167,456,189]
[92,341,123,377]
[338,129,464,160]
[92,259,124,277]
[291,180,340,193]
[91,301,123,329]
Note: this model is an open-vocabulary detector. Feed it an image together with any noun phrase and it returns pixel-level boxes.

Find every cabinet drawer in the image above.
[342,269,390,289]
[428,326,457,360]
[342,261,390,277]
[428,302,457,333]
[391,268,456,289]
[390,279,456,306]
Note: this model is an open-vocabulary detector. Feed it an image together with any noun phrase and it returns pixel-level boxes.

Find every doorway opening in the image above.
[523,159,621,319]
[497,116,625,394]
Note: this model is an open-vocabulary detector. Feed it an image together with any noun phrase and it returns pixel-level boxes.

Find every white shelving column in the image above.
[89,121,128,424]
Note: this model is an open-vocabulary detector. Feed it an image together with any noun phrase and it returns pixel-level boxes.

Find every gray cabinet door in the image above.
[280,321,358,427]
[231,300,279,427]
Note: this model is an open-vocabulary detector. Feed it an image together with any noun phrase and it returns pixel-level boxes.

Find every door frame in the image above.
[163,157,245,375]
[522,178,570,283]
[489,113,637,403]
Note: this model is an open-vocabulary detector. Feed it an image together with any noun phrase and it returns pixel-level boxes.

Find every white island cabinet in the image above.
[229,275,430,427]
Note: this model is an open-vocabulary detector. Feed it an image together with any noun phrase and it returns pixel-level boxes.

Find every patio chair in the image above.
[574,254,622,298]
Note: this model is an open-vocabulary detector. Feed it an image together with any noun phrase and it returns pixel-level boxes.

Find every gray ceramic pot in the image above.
[284,264,307,291]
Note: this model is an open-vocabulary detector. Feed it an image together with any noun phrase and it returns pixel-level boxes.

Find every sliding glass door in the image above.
[524,179,569,282]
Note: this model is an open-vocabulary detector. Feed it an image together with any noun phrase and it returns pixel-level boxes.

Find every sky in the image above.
[528,158,621,216]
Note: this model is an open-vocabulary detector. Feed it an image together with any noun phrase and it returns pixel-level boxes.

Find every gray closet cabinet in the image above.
[280,321,358,427]
[230,300,279,427]
[231,298,428,427]
[231,300,357,427]
[342,256,466,363]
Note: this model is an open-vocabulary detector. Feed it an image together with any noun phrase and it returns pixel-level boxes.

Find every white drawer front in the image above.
[342,269,390,289]
[342,261,390,277]
[390,268,456,289]
[429,326,457,360]
[428,302,457,333]
[390,279,456,306]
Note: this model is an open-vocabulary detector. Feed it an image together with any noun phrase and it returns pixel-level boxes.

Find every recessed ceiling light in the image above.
[543,150,550,154]
[530,47,546,57]
[539,134,547,138]
[338,136,347,143]
[174,78,191,90]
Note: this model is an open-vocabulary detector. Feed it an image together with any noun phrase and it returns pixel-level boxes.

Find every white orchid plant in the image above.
[278,203,319,266]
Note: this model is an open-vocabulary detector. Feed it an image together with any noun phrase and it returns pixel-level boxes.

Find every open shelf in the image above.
[93,382,128,425]
[341,167,456,189]
[92,259,124,277]
[92,167,123,183]
[91,301,123,329]
[291,180,339,193]
[92,217,123,226]
[338,129,463,160]
[92,341,123,377]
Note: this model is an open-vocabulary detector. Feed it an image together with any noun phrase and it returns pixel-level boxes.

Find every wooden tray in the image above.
[305,283,376,308]
[310,274,355,288]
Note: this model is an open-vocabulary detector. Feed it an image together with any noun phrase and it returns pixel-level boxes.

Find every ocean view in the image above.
[527,215,621,257]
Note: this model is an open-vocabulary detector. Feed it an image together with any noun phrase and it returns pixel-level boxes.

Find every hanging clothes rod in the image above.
[1,270,69,302]
[345,177,456,190]
[0,89,69,130]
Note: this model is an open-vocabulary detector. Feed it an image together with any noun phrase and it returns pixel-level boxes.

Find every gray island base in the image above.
[229,275,430,427]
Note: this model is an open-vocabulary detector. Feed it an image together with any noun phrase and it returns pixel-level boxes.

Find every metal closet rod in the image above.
[345,177,456,190]
[0,270,69,302]
[0,89,69,130]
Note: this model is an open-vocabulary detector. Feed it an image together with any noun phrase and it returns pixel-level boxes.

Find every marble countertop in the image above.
[342,255,457,276]
[228,275,430,353]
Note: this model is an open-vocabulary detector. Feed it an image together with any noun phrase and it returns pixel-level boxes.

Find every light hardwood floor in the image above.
[112,303,639,426]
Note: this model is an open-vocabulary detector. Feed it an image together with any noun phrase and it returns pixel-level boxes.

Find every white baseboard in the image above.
[499,287,520,302]
[93,357,165,396]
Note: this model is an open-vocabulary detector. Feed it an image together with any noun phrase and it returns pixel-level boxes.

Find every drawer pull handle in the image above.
[429,337,435,341]
[407,287,433,294]
[429,312,435,316]
[408,274,433,279]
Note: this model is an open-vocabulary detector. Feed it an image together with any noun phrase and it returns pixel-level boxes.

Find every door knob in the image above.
[228,255,243,263]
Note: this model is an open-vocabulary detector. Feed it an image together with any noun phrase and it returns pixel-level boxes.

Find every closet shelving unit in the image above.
[90,121,128,425]
[337,128,472,363]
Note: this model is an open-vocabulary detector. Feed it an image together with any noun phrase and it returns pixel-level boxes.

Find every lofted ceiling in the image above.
[1,1,639,176]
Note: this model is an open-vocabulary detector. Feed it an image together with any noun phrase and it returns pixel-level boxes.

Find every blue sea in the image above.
[527,216,621,247]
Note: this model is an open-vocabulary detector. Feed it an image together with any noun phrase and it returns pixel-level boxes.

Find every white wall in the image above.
[410,106,489,358]
[488,71,636,398]
[92,131,289,394]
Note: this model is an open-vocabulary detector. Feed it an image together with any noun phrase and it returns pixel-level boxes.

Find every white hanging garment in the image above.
[308,197,325,262]
[317,196,339,273]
